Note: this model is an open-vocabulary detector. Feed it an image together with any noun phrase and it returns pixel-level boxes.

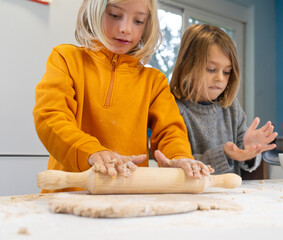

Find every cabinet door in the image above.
[0,156,49,196]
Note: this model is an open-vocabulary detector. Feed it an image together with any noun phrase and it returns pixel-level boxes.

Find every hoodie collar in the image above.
[86,42,142,68]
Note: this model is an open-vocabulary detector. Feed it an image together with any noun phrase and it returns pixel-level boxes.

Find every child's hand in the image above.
[224,141,261,161]
[88,151,146,177]
[154,150,214,179]
[244,117,277,153]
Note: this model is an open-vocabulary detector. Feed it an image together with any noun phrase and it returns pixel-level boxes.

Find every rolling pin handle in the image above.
[37,168,93,190]
[209,173,242,189]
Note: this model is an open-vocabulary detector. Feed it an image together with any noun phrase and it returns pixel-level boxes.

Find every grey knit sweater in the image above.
[176,98,261,175]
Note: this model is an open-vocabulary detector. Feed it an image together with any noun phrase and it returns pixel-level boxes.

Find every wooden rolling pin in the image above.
[37,167,242,194]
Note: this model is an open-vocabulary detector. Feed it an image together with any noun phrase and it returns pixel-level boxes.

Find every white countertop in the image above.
[0,179,283,240]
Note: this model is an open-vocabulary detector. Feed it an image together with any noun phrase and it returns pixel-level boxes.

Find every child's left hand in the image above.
[243,117,277,153]
[154,150,214,179]
[89,151,147,177]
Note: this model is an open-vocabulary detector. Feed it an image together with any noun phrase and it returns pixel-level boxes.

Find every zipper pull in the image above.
[112,54,118,67]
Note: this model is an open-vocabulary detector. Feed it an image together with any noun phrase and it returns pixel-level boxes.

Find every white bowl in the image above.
[279,153,283,169]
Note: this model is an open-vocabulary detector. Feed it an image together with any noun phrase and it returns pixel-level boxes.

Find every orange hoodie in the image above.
[33,44,193,192]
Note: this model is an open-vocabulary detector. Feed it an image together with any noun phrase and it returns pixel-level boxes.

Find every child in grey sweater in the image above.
[170,24,278,175]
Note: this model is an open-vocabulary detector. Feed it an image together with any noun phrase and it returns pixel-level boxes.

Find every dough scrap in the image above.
[49,193,240,218]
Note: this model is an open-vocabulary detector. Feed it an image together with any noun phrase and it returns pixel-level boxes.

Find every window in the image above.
[188,17,235,40]
[148,6,182,81]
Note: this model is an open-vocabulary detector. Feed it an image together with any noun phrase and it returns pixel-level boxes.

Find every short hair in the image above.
[170,24,240,107]
[75,0,162,64]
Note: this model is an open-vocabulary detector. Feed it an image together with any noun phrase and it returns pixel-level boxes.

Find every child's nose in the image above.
[216,71,224,82]
[119,19,131,34]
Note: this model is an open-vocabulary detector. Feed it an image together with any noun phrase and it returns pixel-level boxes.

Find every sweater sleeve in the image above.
[194,145,233,174]
[239,154,262,172]
[148,74,193,160]
[33,47,109,172]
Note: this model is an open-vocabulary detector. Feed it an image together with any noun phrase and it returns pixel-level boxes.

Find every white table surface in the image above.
[0,179,283,240]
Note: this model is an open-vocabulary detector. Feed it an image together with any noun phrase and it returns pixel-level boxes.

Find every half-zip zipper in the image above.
[104,54,118,107]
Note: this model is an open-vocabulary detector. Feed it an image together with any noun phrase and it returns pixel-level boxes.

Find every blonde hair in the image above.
[75,0,162,64]
[170,24,240,107]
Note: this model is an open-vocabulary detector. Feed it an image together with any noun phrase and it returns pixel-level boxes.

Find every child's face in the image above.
[198,44,232,102]
[101,0,149,55]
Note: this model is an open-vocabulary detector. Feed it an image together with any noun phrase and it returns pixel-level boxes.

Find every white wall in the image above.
[0,0,82,155]
[0,0,82,196]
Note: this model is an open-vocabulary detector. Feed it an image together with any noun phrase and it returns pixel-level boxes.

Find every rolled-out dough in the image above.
[49,193,240,218]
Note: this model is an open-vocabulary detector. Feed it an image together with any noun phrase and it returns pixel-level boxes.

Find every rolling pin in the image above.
[37,167,242,194]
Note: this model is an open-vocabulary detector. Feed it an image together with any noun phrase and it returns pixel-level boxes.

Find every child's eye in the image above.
[135,19,144,25]
[109,13,120,19]
[206,68,215,73]
[224,71,232,75]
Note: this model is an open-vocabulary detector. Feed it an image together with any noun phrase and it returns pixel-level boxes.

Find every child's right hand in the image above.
[224,117,277,162]
[154,150,214,179]
[88,151,147,177]
[224,141,261,161]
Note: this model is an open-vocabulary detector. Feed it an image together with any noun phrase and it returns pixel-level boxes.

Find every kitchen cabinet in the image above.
[0,156,49,196]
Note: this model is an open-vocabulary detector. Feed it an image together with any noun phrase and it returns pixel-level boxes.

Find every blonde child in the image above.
[170,24,277,175]
[33,0,213,193]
